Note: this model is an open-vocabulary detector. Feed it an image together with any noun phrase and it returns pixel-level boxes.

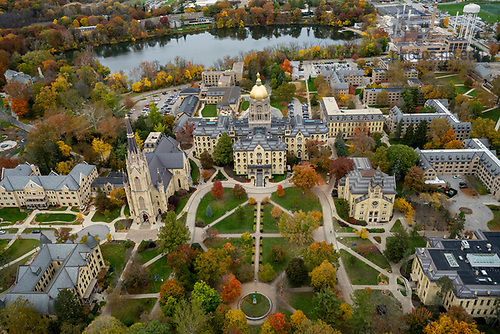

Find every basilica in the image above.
[124,118,192,224]
[193,75,329,186]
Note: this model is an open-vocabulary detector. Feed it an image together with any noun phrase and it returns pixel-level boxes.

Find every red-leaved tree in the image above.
[277,185,285,197]
[211,180,224,199]
[329,157,355,185]
[268,313,291,334]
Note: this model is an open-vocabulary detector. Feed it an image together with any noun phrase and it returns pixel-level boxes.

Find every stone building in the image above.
[412,231,500,317]
[193,75,328,185]
[0,162,97,209]
[416,138,500,200]
[124,119,192,224]
[320,97,384,139]
[363,87,405,106]
[1,234,104,314]
[338,158,396,223]
[386,99,471,141]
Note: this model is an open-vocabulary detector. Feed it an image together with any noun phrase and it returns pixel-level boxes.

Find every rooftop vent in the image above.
[462,240,470,249]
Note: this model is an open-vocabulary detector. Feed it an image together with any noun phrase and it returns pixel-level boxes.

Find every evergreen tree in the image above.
[206,205,213,218]
[394,121,403,141]
[414,120,429,148]
[402,124,415,147]
[392,157,402,181]
[334,132,348,157]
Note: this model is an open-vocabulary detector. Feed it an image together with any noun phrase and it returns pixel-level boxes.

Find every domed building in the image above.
[193,75,329,186]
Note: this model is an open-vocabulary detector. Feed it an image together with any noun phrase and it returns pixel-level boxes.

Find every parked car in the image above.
[459,182,468,189]
[31,230,41,234]
[0,230,6,235]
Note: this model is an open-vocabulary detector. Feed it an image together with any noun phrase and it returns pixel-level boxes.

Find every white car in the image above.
[0,230,6,234]
[453,175,460,179]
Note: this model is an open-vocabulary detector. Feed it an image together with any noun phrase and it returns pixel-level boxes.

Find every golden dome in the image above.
[250,73,268,100]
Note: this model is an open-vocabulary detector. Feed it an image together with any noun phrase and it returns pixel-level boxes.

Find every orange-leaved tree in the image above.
[290,161,323,193]
[276,184,285,197]
[211,180,224,199]
[219,273,242,303]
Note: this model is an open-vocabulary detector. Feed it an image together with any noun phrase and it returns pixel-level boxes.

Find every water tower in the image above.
[458,3,480,43]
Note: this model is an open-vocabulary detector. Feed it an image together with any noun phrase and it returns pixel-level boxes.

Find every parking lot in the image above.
[439,174,495,231]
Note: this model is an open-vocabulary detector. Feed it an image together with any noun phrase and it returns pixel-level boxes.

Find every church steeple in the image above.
[126,116,140,154]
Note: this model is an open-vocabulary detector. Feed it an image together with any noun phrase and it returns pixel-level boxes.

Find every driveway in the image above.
[439,175,495,231]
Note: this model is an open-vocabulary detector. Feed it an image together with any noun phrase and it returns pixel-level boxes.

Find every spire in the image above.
[126,116,140,154]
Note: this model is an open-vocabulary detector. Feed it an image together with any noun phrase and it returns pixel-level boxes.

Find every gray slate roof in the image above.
[2,236,99,314]
[0,163,95,192]
[416,138,500,178]
[1,163,35,179]
[91,173,124,189]
[233,130,286,152]
[144,136,186,192]
[177,95,199,117]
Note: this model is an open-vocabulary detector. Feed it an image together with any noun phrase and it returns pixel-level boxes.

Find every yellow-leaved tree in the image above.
[134,132,144,148]
[92,138,112,163]
[56,161,70,175]
[57,141,72,157]
[394,198,414,223]
[310,260,336,292]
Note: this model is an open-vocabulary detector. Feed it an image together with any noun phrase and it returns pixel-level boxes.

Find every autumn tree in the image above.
[350,125,375,154]
[201,169,212,181]
[200,150,214,169]
[423,315,482,334]
[172,299,208,334]
[404,307,432,334]
[159,279,185,309]
[220,273,242,303]
[11,98,28,116]
[394,198,414,222]
[195,248,231,285]
[276,185,285,197]
[92,138,112,163]
[303,241,340,270]
[290,162,322,192]
[55,227,76,243]
[268,313,291,334]
[157,211,190,254]
[258,263,276,282]
[404,166,425,192]
[212,180,224,199]
[110,187,126,206]
[224,309,248,333]
[167,245,199,290]
[427,118,452,145]
[446,305,473,324]
[0,297,49,334]
[232,184,247,200]
[83,315,125,334]
[375,90,389,106]
[329,157,355,185]
[489,42,499,58]
[290,310,306,331]
[279,210,322,245]
[310,260,337,292]
[271,206,282,219]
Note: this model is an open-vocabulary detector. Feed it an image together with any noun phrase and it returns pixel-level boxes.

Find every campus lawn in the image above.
[262,204,280,233]
[189,159,199,183]
[101,243,128,287]
[487,205,500,231]
[35,213,76,223]
[23,228,55,234]
[111,298,156,326]
[0,239,9,251]
[270,98,285,111]
[124,205,130,216]
[138,247,162,264]
[261,237,307,274]
[50,206,68,211]
[214,204,254,233]
[70,207,80,213]
[390,220,403,233]
[365,252,391,271]
[2,239,39,261]
[271,188,321,213]
[0,207,28,223]
[338,237,374,248]
[456,86,470,95]
[270,174,286,182]
[91,206,121,222]
[175,193,192,214]
[288,292,316,320]
[241,100,250,111]
[148,256,171,293]
[202,104,217,117]
[437,74,464,85]
[307,78,316,92]
[196,188,247,225]
[340,249,380,285]
[333,217,355,233]
[483,108,500,123]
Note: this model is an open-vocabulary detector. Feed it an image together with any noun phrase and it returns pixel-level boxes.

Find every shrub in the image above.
[277,185,285,197]
[270,245,287,263]
[235,264,254,283]
[195,219,206,228]
[206,205,213,218]
[124,240,132,248]
[262,196,270,204]
[232,184,247,199]
[258,263,276,283]
[271,206,282,219]
[168,195,180,207]
[248,198,256,205]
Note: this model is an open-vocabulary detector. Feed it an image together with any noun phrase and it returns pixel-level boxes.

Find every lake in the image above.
[95,26,358,74]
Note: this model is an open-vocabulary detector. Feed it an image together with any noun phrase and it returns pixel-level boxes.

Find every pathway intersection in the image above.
[0,152,417,323]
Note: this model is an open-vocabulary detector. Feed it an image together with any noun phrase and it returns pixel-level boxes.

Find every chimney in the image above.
[430,3,438,35]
